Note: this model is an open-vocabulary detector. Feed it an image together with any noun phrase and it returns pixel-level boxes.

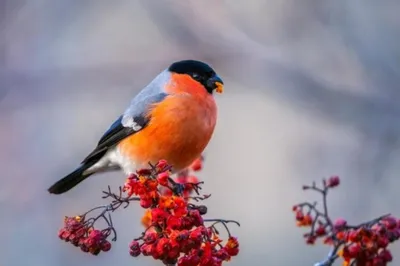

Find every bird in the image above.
[47,59,224,195]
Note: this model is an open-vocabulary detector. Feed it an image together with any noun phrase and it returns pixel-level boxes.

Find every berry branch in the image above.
[293,176,399,266]
[57,157,240,266]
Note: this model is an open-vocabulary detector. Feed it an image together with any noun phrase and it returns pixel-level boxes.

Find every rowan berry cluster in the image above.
[57,157,240,266]
[58,216,112,255]
[293,176,399,266]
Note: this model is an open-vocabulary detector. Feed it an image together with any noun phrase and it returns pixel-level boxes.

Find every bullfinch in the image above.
[47,60,224,195]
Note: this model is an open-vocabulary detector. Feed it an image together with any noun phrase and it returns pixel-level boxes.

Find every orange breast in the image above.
[118,94,217,171]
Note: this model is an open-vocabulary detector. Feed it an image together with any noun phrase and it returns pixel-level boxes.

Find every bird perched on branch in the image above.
[47,60,224,195]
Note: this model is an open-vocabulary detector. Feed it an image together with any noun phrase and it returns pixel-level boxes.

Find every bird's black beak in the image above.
[209,75,224,94]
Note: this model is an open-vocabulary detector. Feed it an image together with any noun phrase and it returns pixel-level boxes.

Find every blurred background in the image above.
[1,0,400,265]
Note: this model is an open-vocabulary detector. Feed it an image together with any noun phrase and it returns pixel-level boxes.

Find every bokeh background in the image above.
[1,0,400,265]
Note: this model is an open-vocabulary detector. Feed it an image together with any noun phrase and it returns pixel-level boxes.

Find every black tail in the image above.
[48,164,94,195]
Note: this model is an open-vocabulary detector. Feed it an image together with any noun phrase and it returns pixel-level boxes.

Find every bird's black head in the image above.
[168,60,224,94]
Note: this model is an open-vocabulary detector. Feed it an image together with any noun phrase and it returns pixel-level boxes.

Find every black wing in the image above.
[80,115,148,164]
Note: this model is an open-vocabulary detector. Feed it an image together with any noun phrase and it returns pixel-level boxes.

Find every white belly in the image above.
[84,147,139,175]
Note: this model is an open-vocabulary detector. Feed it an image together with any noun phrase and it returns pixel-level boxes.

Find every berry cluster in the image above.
[293,176,399,266]
[129,227,239,265]
[58,216,113,255]
[57,157,240,266]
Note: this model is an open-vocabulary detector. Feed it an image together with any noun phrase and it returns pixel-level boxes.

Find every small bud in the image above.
[197,205,208,215]
[326,176,340,188]
[306,235,316,245]
[333,218,347,230]
[295,210,304,221]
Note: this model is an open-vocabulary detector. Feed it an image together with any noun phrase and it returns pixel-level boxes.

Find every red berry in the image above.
[188,210,203,227]
[226,246,239,256]
[380,249,393,262]
[180,216,195,230]
[140,243,153,256]
[140,197,153,209]
[226,237,239,248]
[175,230,189,243]
[315,225,326,236]
[58,229,66,240]
[347,230,359,242]
[84,237,96,248]
[129,240,141,256]
[167,215,182,230]
[151,247,163,260]
[129,249,140,257]
[88,229,103,241]
[173,198,188,217]
[347,243,361,258]
[157,172,169,186]
[143,231,158,244]
[68,233,77,242]
[101,241,111,252]
[61,231,71,242]
[78,238,86,247]
[75,227,86,238]
[157,159,169,170]
[129,241,141,257]
[215,248,230,261]
[151,208,168,224]
[167,240,180,259]
[377,236,389,248]
[155,237,170,257]
[189,228,203,244]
